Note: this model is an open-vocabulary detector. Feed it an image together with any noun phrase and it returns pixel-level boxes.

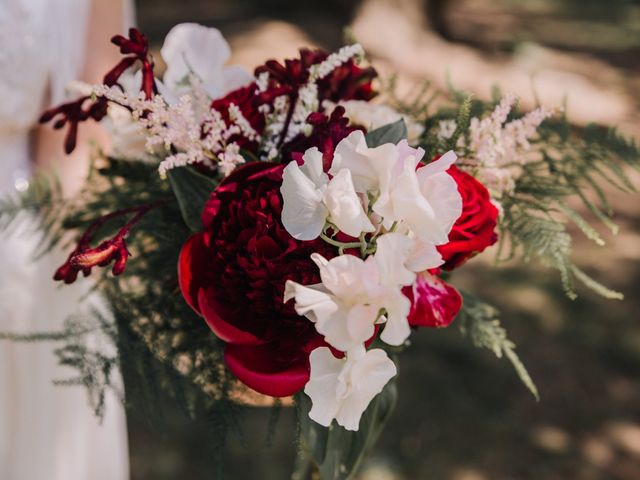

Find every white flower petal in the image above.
[311,253,377,297]
[345,304,379,346]
[417,150,457,176]
[374,233,416,287]
[283,281,337,324]
[305,346,397,431]
[324,169,375,238]
[306,254,382,350]
[281,162,328,240]
[405,238,444,272]
[300,148,329,188]
[162,23,230,90]
[334,348,397,431]
[315,310,354,352]
[389,159,450,243]
[374,233,415,286]
[161,23,252,99]
[305,347,343,427]
[330,131,395,193]
[417,158,463,239]
[221,65,254,92]
[379,292,412,346]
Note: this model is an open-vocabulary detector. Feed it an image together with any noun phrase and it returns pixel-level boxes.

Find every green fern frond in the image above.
[459,292,539,400]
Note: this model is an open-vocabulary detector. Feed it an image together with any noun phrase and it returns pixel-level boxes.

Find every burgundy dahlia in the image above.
[283,106,362,168]
[178,162,336,397]
[211,82,266,152]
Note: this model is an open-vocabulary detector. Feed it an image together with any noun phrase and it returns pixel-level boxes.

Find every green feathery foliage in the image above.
[458,291,539,400]
[499,116,638,299]
[0,156,240,477]
[405,83,640,299]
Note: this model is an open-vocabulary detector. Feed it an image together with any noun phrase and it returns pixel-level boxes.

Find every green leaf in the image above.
[167,167,218,232]
[365,119,408,147]
[295,382,398,480]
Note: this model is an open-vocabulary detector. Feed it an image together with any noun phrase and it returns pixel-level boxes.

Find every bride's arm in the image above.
[34,0,131,195]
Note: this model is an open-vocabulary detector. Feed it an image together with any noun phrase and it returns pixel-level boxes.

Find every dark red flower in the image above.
[211,83,265,152]
[178,162,337,397]
[403,273,462,328]
[437,166,499,270]
[255,47,377,105]
[316,59,377,103]
[284,106,362,168]
[109,28,157,100]
[54,202,160,284]
[253,48,377,152]
[40,28,156,154]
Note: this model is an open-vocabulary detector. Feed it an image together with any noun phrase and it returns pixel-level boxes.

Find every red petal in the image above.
[198,289,264,346]
[225,343,309,397]
[405,273,462,328]
[178,233,208,312]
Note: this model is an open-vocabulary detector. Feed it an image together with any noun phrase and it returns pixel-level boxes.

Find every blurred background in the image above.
[128,0,640,478]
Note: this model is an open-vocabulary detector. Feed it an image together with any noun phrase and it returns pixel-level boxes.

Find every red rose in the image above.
[178,162,335,397]
[403,273,462,328]
[438,166,499,270]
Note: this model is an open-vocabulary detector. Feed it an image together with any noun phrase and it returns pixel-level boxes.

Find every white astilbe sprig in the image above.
[458,94,556,195]
[308,43,364,81]
[259,44,365,161]
[94,82,248,177]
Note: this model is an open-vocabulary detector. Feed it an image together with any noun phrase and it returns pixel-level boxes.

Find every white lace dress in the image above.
[0,1,130,478]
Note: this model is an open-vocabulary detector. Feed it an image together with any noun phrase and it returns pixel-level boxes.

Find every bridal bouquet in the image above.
[6,22,637,478]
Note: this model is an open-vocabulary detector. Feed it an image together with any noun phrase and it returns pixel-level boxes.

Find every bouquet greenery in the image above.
[2,22,638,479]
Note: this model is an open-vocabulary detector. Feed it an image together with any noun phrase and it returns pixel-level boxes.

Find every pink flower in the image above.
[403,272,462,328]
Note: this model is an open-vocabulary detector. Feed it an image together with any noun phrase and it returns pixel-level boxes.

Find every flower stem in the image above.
[319,233,362,251]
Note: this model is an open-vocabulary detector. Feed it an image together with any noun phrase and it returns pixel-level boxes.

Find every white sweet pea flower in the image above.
[284,253,382,351]
[161,23,252,99]
[281,148,374,241]
[284,233,415,350]
[281,148,329,240]
[305,346,397,431]
[405,235,444,272]
[415,149,463,238]
[373,233,415,345]
[323,168,375,237]
[330,131,462,246]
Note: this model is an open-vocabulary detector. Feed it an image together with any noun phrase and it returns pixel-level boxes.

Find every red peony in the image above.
[403,273,462,328]
[438,166,499,270]
[178,162,336,397]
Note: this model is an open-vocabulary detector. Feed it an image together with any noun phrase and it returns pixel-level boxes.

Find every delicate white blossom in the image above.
[95,81,247,177]
[330,131,462,245]
[461,94,556,195]
[160,23,252,99]
[284,233,416,351]
[309,44,364,81]
[305,345,396,431]
[280,147,374,240]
